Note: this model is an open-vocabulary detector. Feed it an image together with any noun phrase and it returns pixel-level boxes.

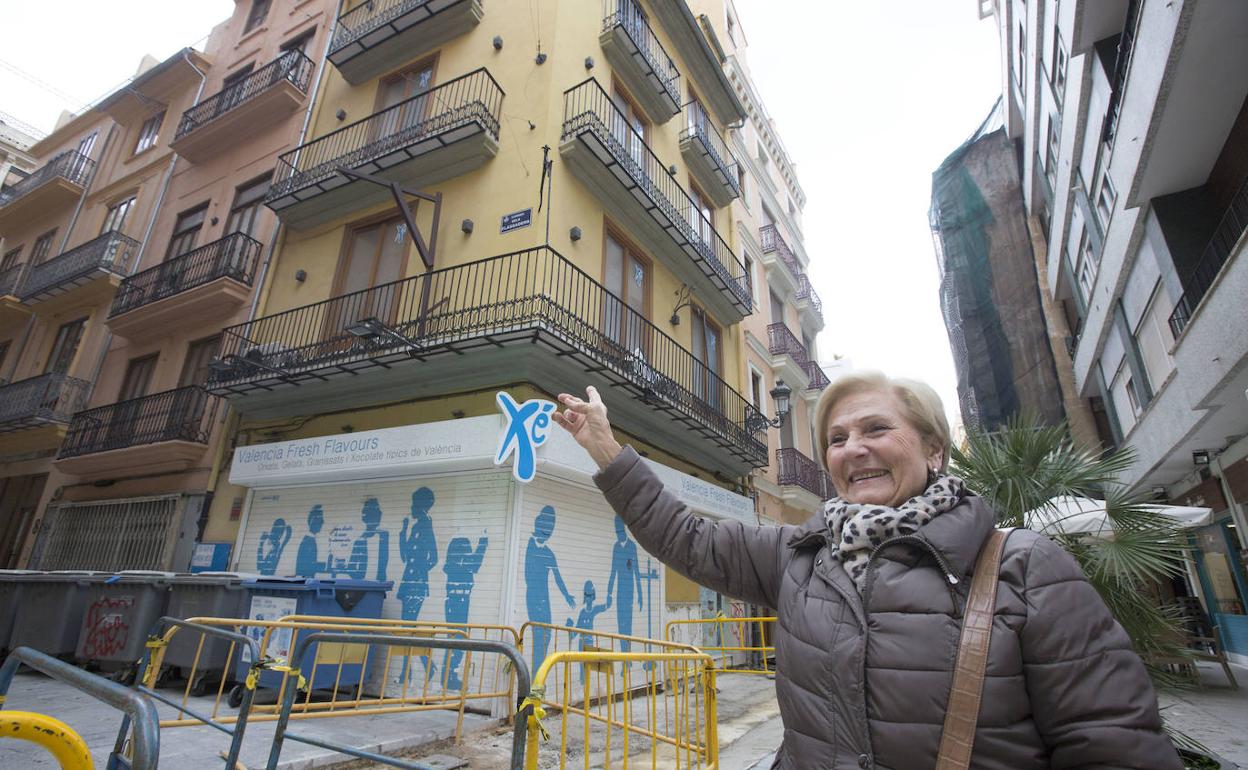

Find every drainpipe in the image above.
[244,0,345,324]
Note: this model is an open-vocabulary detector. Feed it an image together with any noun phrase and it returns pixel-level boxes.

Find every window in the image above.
[0,340,10,379]
[118,354,158,401]
[1045,117,1059,187]
[769,291,785,326]
[216,65,256,116]
[1134,285,1175,392]
[1014,21,1026,86]
[44,318,87,375]
[179,335,222,387]
[1076,233,1097,303]
[77,131,98,159]
[281,28,316,54]
[757,142,769,169]
[690,306,721,408]
[736,165,747,202]
[134,112,164,154]
[602,230,650,354]
[243,0,271,33]
[101,197,137,235]
[30,230,57,265]
[225,175,271,237]
[1096,173,1117,232]
[788,198,797,218]
[1052,34,1068,105]
[328,215,408,332]
[610,84,648,170]
[375,62,435,139]
[749,367,764,412]
[166,204,208,260]
[689,185,713,247]
[744,256,756,306]
[2,247,23,272]
[1108,361,1137,434]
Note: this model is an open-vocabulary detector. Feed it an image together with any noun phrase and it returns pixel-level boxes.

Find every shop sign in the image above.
[494,391,556,482]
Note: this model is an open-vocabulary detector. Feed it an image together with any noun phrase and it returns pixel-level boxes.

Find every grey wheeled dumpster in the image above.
[0,570,42,653]
[10,571,99,657]
[74,571,173,675]
[163,572,249,694]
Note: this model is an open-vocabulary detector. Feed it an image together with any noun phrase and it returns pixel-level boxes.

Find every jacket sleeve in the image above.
[1018,533,1181,770]
[593,446,786,609]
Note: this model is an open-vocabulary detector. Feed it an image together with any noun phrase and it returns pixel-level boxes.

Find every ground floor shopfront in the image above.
[218,406,758,668]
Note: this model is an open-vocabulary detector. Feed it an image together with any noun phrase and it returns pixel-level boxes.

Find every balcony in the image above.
[0,151,95,232]
[56,387,218,477]
[766,322,811,392]
[329,0,484,85]
[680,100,740,207]
[762,225,823,331]
[21,232,140,309]
[561,79,751,323]
[600,0,681,123]
[265,68,503,229]
[1169,176,1248,337]
[172,51,315,164]
[644,0,746,126]
[776,447,835,506]
[0,374,90,453]
[109,233,262,340]
[0,263,31,325]
[205,246,767,474]
[803,359,829,396]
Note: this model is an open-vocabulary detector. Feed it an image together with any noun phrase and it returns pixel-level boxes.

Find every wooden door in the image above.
[324,216,408,346]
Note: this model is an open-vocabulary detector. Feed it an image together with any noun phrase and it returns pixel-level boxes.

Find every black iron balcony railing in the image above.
[333,0,452,54]
[267,68,503,205]
[776,447,835,500]
[681,100,739,195]
[562,79,751,312]
[0,373,91,433]
[110,232,263,318]
[208,246,766,463]
[767,322,812,368]
[0,262,26,297]
[603,0,680,110]
[0,150,95,207]
[1102,0,1142,146]
[59,386,217,458]
[1168,176,1248,338]
[175,50,314,141]
[20,231,140,301]
[762,224,822,321]
[804,359,829,392]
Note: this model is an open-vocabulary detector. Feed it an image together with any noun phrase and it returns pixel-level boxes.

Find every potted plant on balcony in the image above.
[950,415,1223,765]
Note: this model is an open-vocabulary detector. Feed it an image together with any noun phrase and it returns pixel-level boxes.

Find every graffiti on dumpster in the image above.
[81,595,135,658]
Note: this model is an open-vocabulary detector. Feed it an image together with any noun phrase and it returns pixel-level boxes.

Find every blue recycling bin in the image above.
[233,577,391,701]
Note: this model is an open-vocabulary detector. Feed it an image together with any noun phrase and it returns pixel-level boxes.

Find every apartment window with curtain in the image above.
[225,175,271,237]
[166,204,208,260]
[134,112,164,154]
[30,230,57,265]
[243,0,271,33]
[44,318,87,375]
[101,197,137,235]
[1134,284,1176,393]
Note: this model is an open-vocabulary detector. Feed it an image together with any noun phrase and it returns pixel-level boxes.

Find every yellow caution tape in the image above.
[264,663,308,691]
[519,689,549,742]
[244,665,262,691]
[145,637,168,649]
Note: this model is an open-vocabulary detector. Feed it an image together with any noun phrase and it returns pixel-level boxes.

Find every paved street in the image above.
[1158,661,1247,768]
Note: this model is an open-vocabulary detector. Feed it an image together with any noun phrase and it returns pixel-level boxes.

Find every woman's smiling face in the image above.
[824,389,943,507]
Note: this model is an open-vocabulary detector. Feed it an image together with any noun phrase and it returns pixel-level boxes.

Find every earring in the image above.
[926,467,939,486]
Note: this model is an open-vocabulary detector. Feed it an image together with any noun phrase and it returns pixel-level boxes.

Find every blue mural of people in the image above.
[294,505,325,578]
[256,518,292,575]
[344,498,390,582]
[525,504,576,673]
[442,534,488,689]
[397,488,438,683]
[606,515,644,651]
[568,580,609,682]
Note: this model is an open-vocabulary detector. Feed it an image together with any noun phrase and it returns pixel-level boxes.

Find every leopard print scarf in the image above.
[822,474,965,591]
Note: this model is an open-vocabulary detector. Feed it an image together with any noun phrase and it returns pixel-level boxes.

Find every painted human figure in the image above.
[345,498,390,581]
[396,488,438,682]
[256,518,292,575]
[524,504,576,673]
[567,580,609,682]
[606,515,644,651]
[442,534,488,689]
[294,505,326,578]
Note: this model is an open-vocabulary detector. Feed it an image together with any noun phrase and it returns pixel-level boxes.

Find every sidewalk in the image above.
[1158,661,1246,768]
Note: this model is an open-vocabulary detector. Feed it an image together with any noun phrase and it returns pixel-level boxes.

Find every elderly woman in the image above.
[554,373,1178,770]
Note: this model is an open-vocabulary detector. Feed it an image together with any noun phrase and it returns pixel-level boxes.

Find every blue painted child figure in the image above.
[442,534,488,689]
[567,580,609,682]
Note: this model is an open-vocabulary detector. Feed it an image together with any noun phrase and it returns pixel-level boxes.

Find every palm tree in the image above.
[949,414,1190,674]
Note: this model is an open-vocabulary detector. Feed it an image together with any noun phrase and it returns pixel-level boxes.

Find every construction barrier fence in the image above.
[664,616,776,674]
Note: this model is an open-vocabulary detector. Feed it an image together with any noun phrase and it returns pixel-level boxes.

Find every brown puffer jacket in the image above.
[595,447,1180,770]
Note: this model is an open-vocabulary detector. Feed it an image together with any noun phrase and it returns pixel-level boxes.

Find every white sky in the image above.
[1,0,1002,429]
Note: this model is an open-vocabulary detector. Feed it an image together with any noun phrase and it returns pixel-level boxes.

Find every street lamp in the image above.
[746,380,792,433]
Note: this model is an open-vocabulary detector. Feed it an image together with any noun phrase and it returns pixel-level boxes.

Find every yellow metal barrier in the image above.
[664,616,776,675]
[523,650,719,769]
[0,711,93,770]
[147,615,519,741]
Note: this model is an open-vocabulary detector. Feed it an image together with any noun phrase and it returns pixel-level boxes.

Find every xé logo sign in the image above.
[494,391,556,483]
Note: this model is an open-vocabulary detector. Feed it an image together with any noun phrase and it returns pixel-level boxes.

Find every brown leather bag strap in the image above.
[935,527,1014,770]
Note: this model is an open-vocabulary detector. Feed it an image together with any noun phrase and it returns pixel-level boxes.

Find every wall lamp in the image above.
[1192,449,1211,467]
[745,380,792,433]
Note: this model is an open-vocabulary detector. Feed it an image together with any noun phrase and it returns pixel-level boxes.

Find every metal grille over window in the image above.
[30,496,183,571]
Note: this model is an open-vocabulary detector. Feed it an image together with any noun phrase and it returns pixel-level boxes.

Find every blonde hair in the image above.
[813,370,951,472]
